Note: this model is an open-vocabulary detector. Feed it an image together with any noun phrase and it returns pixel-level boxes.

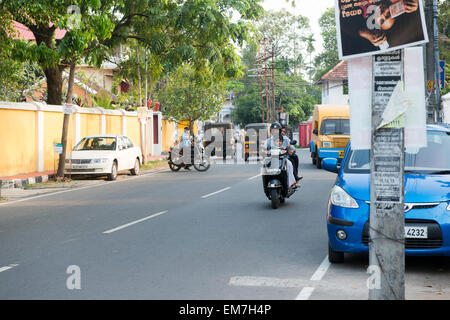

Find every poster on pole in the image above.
[335,0,428,60]
[348,46,427,150]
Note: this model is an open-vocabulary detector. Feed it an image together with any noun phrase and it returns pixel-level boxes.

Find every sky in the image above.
[262,0,336,55]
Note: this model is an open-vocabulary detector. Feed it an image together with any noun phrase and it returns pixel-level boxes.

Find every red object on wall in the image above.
[153,101,160,112]
[147,99,152,109]
[299,121,313,148]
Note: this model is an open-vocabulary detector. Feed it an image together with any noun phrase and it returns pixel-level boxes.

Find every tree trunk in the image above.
[44,65,63,105]
[56,61,76,179]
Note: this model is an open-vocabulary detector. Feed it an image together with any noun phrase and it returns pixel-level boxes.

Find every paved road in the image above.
[0,150,449,299]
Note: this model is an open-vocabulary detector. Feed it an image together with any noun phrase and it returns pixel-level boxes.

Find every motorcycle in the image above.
[261,144,298,209]
[168,137,210,172]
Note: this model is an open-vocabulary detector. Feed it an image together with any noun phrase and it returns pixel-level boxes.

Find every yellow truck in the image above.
[310,104,350,169]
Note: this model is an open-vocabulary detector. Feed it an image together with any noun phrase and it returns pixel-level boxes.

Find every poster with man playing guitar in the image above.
[335,0,428,59]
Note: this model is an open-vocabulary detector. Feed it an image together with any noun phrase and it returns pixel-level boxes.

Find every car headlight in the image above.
[92,158,109,164]
[322,141,332,148]
[330,185,359,208]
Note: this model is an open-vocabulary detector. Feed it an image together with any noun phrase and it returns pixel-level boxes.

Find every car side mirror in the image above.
[313,129,318,135]
[322,158,338,173]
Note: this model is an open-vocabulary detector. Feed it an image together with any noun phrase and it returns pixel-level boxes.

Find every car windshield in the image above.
[345,131,450,174]
[73,137,117,151]
[320,119,350,135]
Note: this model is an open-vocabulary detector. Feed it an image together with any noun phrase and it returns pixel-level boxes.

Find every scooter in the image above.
[168,137,210,172]
[261,147,298,209]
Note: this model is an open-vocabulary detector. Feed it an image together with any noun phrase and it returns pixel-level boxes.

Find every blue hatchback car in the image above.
[322,124,450,263]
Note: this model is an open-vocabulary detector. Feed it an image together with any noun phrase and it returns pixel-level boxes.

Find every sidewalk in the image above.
[0,155,168,190]
[0,156,169,203]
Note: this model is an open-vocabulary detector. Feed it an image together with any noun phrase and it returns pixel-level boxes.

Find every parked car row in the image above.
[65,135,142,181]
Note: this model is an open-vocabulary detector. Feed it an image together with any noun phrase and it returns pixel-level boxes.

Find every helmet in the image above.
[270,122,282,130]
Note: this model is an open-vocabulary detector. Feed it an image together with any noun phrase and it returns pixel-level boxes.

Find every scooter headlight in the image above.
[330,185,359,208]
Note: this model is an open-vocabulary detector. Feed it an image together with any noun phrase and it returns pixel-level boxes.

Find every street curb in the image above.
[0,174,56,189]
[0,158,169,190]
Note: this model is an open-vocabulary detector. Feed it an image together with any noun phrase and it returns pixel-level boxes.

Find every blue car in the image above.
[322,124,450,263]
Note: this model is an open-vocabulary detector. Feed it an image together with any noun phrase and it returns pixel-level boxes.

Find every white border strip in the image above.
[0,264,19,273]
[201,187,231,199]
[103,210,168,234]
[0,169,170,207]
[310,256,331,281]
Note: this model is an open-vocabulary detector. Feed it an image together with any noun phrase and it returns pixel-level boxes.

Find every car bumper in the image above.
[327,200,450,256]
[64,164,111,175]
[318,148,344,161]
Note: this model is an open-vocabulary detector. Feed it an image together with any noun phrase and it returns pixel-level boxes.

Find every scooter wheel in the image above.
[270,189,280,209]
[169,162,182,171]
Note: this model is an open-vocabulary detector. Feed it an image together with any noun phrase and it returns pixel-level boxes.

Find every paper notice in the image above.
[377,81,411,129]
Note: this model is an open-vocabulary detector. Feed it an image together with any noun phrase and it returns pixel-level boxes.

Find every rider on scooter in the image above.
[264,122,300,189]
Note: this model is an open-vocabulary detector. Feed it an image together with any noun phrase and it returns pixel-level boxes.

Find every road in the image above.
[0,150,449,299]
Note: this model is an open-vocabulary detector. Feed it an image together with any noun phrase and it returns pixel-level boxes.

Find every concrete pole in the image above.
[369,50,405,300]
[424,0,438,123]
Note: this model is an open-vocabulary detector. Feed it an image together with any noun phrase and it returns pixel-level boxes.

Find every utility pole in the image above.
[254,38,277,123]
[369,50,405,300]
[424,0,441,123]
[145,47,148,107]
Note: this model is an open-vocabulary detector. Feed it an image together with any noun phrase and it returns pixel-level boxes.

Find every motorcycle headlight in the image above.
[322,141,332,148]
[330,185,359,208]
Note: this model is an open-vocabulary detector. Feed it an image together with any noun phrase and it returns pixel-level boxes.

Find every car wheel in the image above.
[130,158,140,175]
[107,161,118,181]
[328,242,344,263]
[316,152,322,169]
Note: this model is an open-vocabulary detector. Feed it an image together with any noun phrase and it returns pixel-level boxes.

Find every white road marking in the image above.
[103,210,168,234]
[229,276,307,288]
[294,255,330,300]
[310,256,331,281]
[0,264,19,273]
[0,170,170,207]
[201,187,231,199]
[248,173,262,180]
[295,287,315,300]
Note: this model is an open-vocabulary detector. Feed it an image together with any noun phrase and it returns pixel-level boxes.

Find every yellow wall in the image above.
[80,113,101,138]
[0,105,143,178]
[106,115,122,135]
[162,119,176,152]
[0,110,36,177]
[43,111,74,172]
[126,117,141,149]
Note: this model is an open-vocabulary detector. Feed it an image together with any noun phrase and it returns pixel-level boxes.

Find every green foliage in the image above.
[313,7,339,82]
[93,90,114,109]
[255,9,314,76]
[159,64,227,128]
[0,57,44,101]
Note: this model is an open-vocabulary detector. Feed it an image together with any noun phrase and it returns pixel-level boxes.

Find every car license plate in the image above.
[74,165,88,169]
[405,226,428,239]
[339,151,345,158]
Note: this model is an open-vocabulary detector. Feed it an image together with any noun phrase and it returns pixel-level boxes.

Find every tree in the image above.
[255,9,313,76]
[313,7,339,81]
[159,64,227,133]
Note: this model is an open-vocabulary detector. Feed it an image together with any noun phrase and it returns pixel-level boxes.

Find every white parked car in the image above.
[65,135,142,180]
